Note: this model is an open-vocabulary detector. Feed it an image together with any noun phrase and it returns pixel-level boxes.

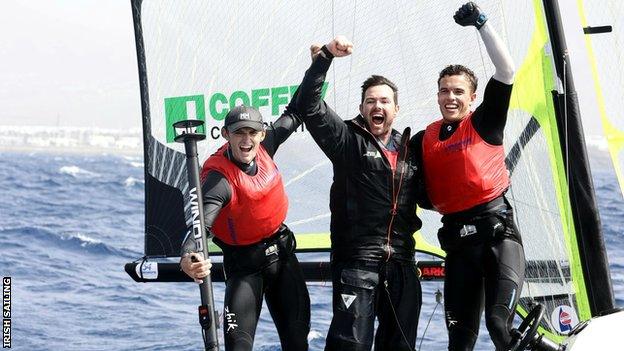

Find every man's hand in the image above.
[180,252,212,284]
[326,35,353,57]
[454,2,488,29]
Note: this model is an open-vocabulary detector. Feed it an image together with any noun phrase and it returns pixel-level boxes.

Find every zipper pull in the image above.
[389,204,398,216]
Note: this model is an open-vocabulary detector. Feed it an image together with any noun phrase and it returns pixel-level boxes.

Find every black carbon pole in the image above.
[542,0,615,316]
[174,119,219,351]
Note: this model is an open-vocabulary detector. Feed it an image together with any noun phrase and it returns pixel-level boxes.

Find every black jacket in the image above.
[296,54,423,262]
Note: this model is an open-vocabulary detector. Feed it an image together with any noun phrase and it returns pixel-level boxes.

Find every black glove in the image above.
[454,2,488,29]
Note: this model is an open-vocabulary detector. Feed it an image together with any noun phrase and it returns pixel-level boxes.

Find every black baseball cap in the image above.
[224,105,265,132]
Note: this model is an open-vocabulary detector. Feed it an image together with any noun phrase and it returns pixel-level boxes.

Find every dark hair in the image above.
[361,75,398,104]
[438,64,478,92]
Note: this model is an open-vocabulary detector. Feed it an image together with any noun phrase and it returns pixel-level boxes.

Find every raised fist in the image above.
[326,35,353,57]
[454,2,488,29]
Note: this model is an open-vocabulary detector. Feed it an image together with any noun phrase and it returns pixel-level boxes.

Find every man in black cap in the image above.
[180,101,310,351]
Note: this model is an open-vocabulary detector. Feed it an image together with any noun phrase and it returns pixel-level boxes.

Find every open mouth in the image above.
[240,145,253,152]
[371,114,385,125]
[444,103,459,112]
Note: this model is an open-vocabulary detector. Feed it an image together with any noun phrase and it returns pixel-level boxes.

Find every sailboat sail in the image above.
[575,0,624,197]
[128,0,615,344]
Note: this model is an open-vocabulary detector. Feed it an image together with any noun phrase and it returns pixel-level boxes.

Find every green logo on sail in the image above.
[164,83,329,142]
[164,95,206,143]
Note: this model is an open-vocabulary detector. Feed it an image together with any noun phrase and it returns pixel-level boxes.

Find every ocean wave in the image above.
[111,294,153,306]
[59,231,121,256]
[120,155,144,167]
[59,165,100,178]
[0,226,131,257]
[308,330,324,342]
[60,232,142,258]
[124,176,145,187]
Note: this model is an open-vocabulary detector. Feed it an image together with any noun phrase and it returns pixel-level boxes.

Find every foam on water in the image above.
[124,176,144,187]
[59,165,100,178]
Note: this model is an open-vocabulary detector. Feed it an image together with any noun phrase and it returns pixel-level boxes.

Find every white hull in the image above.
[564,310,624,350]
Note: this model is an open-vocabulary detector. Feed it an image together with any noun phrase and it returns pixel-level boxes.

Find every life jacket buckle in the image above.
[460,224,477,237]
[265,243,279,256]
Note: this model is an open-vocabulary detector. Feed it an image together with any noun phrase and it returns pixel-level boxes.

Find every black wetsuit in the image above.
[412,78,526,351]
[297,51,425,351]
[181,106,310,351]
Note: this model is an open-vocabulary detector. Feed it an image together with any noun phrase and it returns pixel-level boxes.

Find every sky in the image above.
[0,0,604,134]
[0,1,141,130]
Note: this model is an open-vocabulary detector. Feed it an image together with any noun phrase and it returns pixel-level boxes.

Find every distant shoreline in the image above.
[0,125,143,157]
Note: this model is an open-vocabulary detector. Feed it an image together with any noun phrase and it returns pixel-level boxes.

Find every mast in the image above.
[542,0,614,316]
[130,0,187,257]
[130,0,152,253]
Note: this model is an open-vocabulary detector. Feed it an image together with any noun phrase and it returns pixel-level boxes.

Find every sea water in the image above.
[0,151,622,350]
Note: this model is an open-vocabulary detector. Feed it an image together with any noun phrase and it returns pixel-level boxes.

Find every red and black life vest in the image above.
[200,144,288,245]
[422,113,509,214]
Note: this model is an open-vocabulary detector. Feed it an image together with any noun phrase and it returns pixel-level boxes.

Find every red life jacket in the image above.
[422,113,509,214]
[200,144,288,245]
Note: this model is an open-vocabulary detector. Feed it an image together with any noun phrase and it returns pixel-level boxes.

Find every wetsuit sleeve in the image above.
[409,130,433,210]
[179,170,231,255]
[471,78,513,145]
[295,52,351,162]
[262,89,303,158]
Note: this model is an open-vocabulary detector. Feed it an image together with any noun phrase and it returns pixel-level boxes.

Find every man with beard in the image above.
[296,36,424,351]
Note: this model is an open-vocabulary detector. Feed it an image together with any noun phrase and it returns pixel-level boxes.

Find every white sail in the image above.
[573,0,624,196]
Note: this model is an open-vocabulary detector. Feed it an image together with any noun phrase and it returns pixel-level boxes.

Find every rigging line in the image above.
[562,58,570,203]
[499,0,528,213]
[283,159,331,187]
[193,5,207,92]
[288,212,331,226]
[331,0,337,109]
[417,288,442,351]
[503,197,565,216]
[502,72,520,207]
[561,55,587,305]
[331,0,335,40]
[346,0,357,110]
[561,57,575,285]
[390,0,408,100]
[245,0,280,76]
[383,281,415,351]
